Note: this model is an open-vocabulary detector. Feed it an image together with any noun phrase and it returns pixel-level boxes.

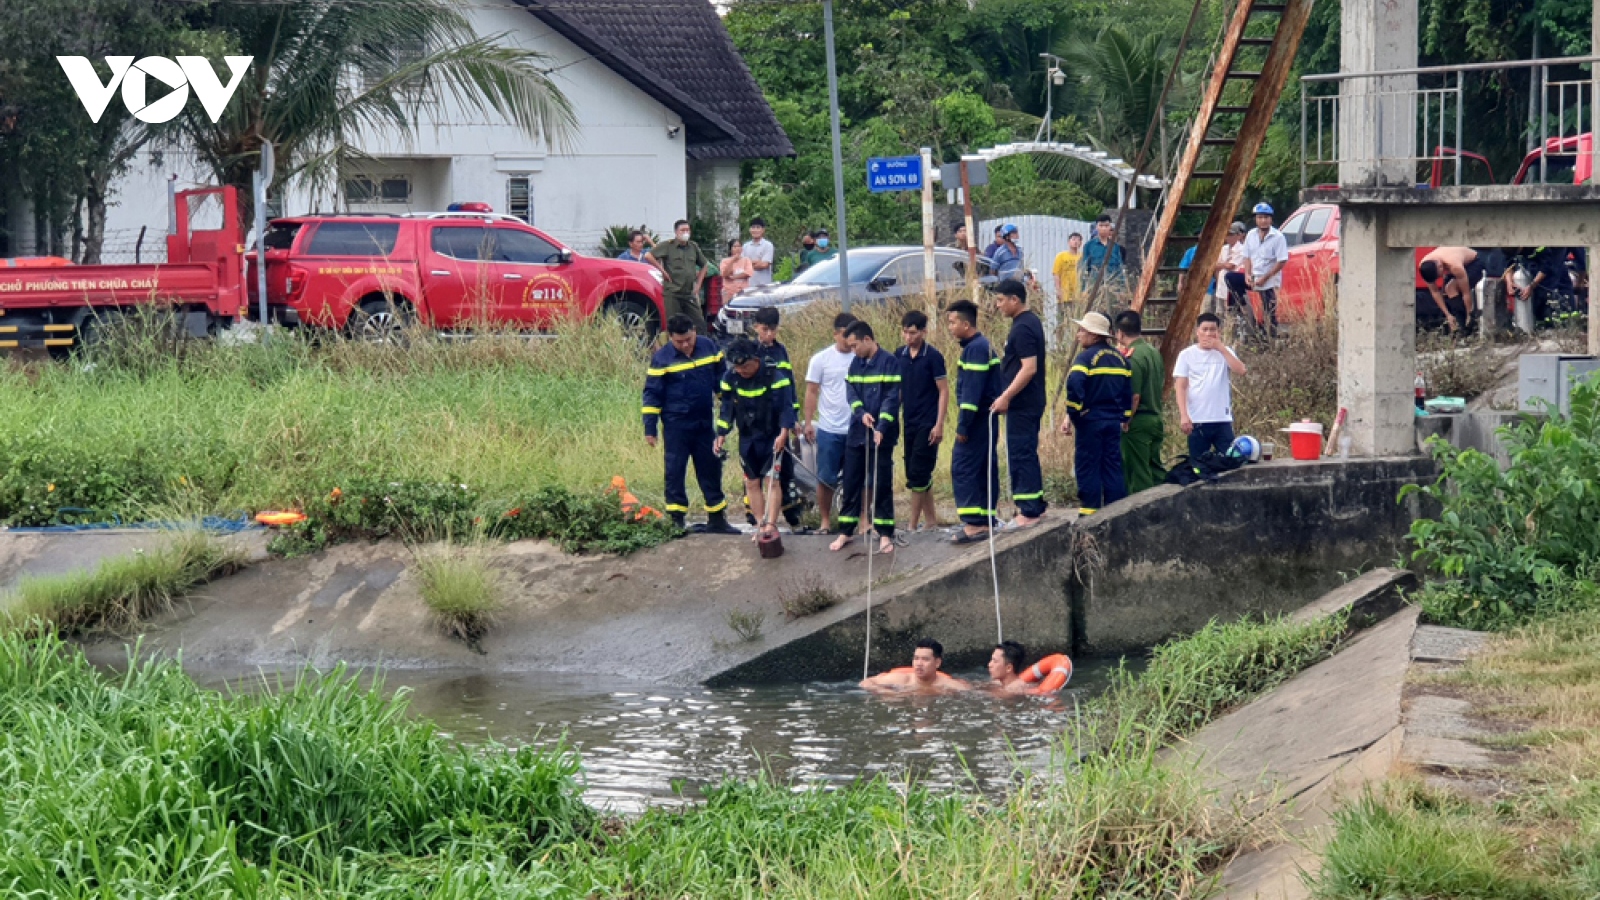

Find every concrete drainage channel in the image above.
[1179,568,1504,900]
[2,456,1435,687]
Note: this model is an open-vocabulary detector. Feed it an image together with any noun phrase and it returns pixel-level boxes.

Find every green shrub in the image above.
[1402,375,1600,629]
[273,478,678,556]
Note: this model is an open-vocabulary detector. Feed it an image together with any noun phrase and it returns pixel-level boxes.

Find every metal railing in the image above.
[1300,55,1598,189]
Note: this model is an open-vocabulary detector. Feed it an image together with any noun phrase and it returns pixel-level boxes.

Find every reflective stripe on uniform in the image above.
[642,406,662,414]
[704,500,728,513]
[845,374,902,383]
[957,507,996,516]
[648,353,724,377]
[1013,491,1044,501]
[1070,365,1133,377]
[959,403,979,412]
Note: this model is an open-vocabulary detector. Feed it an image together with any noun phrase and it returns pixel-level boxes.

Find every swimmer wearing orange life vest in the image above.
[987,640,1073,694]
[859,638,972,694]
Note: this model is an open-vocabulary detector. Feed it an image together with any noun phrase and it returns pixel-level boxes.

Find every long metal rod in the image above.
[1455,71,1463,185]
[1541,65,1549,183]
[823,0,850,311]
[1300,87,1308,189]
[1302,53,1600,83]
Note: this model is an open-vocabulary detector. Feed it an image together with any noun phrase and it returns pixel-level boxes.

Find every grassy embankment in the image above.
[0,295,1345,542]
[0,605,1348,898]
[1307,374,1600,898]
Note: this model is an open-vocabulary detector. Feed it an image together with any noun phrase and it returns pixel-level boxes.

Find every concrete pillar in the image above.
[1339,0,1418,187]
[1338,208,1417,456]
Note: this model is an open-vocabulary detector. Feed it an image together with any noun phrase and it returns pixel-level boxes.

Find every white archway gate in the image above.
[969,141,1165,208]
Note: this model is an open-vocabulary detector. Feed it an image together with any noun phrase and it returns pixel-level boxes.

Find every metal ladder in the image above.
[1131,0,1318,372]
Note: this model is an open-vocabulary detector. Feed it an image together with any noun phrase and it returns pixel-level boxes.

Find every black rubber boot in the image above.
[669,512,688,534]
[703,511,741,535]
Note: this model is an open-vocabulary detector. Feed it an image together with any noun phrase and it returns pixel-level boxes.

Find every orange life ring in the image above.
[1018,653,1073,693]
[887,666,960,683]
[255,511,307,527]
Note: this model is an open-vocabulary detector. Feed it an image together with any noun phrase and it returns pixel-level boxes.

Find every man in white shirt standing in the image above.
[1211,221,1248,315]
[804,313,858,532]
[743,218,776,287]
[1241,202,1289,338]
[1174,312,1248,458]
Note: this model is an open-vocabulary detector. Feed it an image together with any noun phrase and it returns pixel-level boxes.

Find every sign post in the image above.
[920,147,936,318]
[254,140,273,340]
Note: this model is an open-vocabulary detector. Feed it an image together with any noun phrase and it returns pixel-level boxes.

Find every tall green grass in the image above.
[0,629,592,897]
[2,530,246,635]
[0,605,1354,898]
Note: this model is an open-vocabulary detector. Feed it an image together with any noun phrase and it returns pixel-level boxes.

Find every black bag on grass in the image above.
[1165,451,1244,486]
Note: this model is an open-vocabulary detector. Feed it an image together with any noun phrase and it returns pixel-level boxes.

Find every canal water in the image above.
[192,659,1125,813]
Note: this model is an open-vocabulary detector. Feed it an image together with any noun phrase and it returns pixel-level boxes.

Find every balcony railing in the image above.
[1300,56,1598,189]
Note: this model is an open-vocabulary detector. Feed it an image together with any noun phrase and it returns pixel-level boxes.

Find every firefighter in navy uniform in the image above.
[714,338,797,537]
[1062,311,1134,516]
[749,306,806,530]
[642,315,739,534]
[829,321,901,556]
[945,299,1002,543]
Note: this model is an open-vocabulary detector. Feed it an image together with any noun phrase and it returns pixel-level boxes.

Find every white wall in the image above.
[97,0,689,258]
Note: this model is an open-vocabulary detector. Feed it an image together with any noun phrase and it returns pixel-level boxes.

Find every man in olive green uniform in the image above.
[653,219,708,332]
[1115,310,1166,492]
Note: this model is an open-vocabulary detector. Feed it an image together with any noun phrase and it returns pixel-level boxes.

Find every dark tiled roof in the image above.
[517,0,794,161]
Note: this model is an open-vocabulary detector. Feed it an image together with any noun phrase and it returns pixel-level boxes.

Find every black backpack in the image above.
[1165,451,1244,486]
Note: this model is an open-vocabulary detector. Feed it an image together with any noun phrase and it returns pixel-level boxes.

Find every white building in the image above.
[14,0,790,260]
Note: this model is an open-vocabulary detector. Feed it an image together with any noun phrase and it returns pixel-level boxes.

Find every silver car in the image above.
[716,246,994,335]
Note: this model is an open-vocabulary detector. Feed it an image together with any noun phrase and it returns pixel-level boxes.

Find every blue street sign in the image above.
[867,155,923,193]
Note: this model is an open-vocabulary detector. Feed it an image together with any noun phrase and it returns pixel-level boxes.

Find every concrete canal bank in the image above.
[0,457,1433,685]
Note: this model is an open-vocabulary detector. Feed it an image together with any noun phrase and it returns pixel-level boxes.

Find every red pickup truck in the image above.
[255,211,667,339]
[0,186,247,351]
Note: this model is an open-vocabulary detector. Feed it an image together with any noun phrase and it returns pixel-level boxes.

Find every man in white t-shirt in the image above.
[804,312,858,532]
[1241,202,1289,338]
[743,218,776,287]
[1173,312,1248,459]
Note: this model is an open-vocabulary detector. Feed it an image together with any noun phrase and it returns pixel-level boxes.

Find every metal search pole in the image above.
[254,141,274,340]
[920,146,936,318]
[823,0,850,312]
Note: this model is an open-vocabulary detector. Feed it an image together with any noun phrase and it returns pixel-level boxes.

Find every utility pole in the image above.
[920,146,936,317]
[823,0,851,311]
[960,158,979,305]
[1036,53,1066,142]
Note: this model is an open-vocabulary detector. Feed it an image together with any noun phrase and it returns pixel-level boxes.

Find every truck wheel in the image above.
[604,296,658,341]
[350,297,413,344]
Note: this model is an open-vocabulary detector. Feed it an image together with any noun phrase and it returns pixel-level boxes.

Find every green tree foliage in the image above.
[725,0,1185,249]
[1403,376,1600,629]
[1055,26,1180,163]
[173,0,575,229]
[0,0,204,262]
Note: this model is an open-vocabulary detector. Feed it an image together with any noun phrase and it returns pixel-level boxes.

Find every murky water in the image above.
[188,660,1125,813]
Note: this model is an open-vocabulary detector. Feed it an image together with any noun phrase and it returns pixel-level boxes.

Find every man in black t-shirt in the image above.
[893,310,948,532]
[990,279,1048,527]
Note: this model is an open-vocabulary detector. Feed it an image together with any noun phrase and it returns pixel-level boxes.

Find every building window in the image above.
[344,175,412,205]
[362,38,428,94]
[507,176,533,224]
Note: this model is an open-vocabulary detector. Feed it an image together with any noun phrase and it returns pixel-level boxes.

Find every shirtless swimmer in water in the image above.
[859,638,972,694]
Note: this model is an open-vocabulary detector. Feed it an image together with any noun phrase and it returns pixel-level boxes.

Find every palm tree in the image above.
[174,0,576,225]
[1055,27,1177,167]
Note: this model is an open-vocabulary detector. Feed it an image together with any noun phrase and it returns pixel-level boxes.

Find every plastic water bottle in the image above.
[1414,372,1426,411]
[1338,433,1352,460]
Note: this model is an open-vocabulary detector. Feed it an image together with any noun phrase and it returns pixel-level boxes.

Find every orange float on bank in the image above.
[254,511,307,527]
